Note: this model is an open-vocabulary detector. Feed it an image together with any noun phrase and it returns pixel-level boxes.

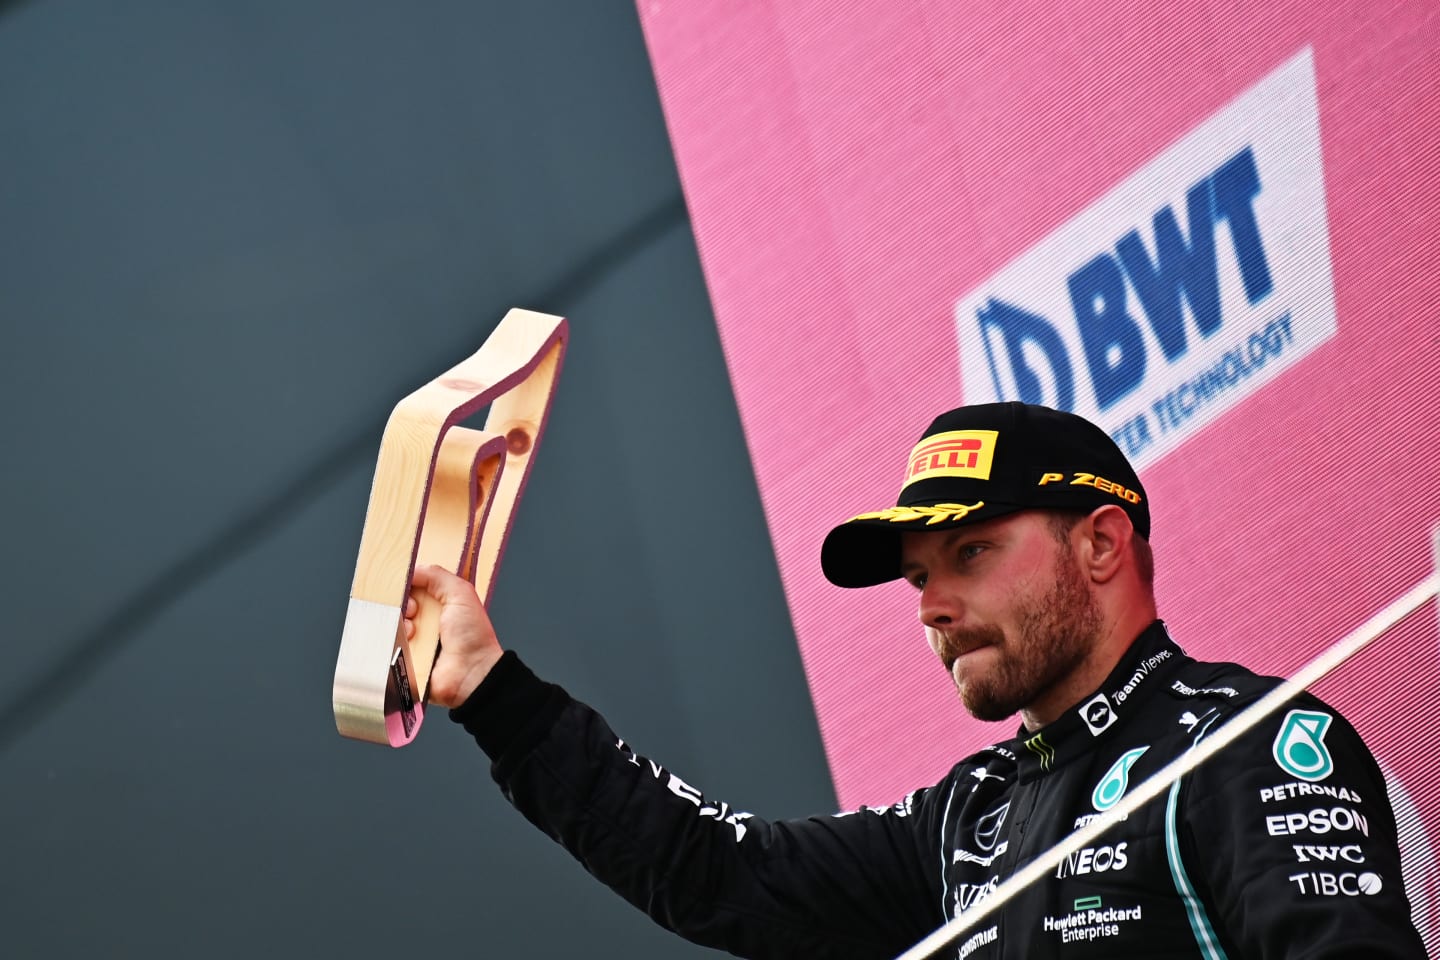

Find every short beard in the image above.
[952,545,1103,723]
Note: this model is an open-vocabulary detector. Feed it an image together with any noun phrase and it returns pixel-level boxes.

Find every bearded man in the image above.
[410,402,1425,958]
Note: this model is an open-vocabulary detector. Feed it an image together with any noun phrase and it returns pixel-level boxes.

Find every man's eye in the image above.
[907,574,927,591]
[959,544,985,561]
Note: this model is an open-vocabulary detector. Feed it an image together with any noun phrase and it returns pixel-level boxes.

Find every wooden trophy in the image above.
[333,308,567,746]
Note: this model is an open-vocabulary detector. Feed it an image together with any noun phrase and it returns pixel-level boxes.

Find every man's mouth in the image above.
[946,643,991,670]
[940,627,1004,674]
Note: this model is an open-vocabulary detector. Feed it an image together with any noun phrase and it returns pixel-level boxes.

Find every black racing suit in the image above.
[451,622,1426,958]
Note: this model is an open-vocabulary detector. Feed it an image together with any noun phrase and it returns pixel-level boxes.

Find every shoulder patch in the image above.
[1272,709,1334,782]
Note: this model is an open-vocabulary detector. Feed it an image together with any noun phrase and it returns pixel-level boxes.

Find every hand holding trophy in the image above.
[332,309,566,746]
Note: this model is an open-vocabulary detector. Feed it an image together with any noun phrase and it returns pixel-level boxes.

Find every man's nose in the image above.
[918,580,960,628]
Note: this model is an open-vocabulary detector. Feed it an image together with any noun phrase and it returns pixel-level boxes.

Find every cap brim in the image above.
[820,502,1025,588]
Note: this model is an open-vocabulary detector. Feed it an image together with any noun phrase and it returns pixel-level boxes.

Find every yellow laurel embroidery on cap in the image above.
[900,430,998,490]
[849,502,986,525]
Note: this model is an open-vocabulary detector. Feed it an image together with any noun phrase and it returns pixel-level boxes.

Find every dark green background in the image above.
[0,3,837,956]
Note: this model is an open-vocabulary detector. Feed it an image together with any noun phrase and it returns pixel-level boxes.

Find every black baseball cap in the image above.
[821,402,1149,588]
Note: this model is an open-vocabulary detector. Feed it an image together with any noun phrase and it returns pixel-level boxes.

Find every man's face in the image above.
[899,512,1102,723]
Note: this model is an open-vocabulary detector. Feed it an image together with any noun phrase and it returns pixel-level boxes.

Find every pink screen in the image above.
[639,0,1440,944]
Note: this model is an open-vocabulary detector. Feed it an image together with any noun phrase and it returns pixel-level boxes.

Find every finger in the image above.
[402,618,414,640]
[412,563,469,602]
[405,594,417,617]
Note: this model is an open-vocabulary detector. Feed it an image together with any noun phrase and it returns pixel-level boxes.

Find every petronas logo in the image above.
[1273,710,1334,782]
[1092,746,1150,811]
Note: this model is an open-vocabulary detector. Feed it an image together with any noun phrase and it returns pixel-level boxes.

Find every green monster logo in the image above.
[1272,709,1334,782]
[1092,746,1150,811]
[1025,733,1057,771]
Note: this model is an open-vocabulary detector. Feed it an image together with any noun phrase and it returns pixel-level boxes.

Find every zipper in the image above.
[993,780,1041,954]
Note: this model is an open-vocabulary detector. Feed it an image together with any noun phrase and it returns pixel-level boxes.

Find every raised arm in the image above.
[407,564,944,959]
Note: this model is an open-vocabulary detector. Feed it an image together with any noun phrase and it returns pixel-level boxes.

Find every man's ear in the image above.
[1079,505,1133,585]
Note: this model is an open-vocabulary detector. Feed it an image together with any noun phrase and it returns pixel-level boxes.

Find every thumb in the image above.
[411,563,470,603]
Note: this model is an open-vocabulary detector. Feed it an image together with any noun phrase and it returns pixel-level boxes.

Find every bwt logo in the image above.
[955,48,1337,468]
[974,147,1270,413]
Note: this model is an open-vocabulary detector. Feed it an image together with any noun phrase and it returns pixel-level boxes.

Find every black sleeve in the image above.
[1179,696,1426,958]
[451,652,942,960]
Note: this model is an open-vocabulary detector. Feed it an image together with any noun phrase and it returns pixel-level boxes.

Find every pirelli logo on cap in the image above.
[902,430,998,489]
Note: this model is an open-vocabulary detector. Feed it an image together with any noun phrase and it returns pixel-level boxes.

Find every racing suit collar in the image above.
[1013,621,1185,779]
